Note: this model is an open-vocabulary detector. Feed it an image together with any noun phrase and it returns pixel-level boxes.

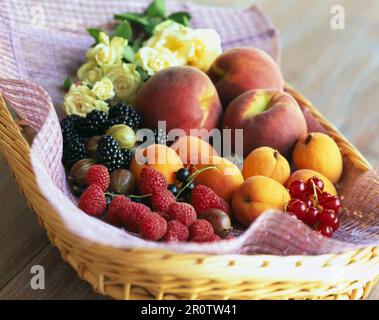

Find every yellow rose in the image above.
[105,63,142,103]
[135,47,182,75]
[92,77,115,101]
[145,20,192,64]
[77,61,103,85]
[62,84,109,117]
[141,21,222,72]
[186,29,222,71]
[93,32,127,69]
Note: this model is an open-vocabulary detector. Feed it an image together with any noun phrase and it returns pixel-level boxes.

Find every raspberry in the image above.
[139,167,168,195]
[139,212,167,240]
[189,219,214,242]
[151,189,176,212]
[87,164,110,191]
[163,220,189,242]
[191,185,231,215]
[207,234,221,242]
[78,184,106,217]
[167,202,197,226]
[119,202,151,233]
[107,195,130,226]
[157,211,171,221]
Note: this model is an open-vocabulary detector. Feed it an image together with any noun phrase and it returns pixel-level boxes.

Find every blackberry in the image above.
[80,110,109,136]
[153,128,167,145]
[62,137,86,168]
[97,135,124,172]
[121,149,134,168]
[61,115,81,144]
[108,103,142,130]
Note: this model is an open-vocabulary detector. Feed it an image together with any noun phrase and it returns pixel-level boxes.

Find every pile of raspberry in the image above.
[78,165,232,242]
[286,177,342,237]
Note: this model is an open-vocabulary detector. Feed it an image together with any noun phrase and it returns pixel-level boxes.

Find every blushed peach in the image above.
[135,66,223,134]
[208,47,284,107]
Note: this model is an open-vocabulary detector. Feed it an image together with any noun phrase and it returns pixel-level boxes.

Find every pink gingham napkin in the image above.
[0,0,378,255]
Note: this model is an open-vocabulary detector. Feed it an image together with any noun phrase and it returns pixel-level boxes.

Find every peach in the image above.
[135,66,223,134]
[193,156,244,202]
[129,144,183,185]
[242,147,290,184]
[232,176,290,226]
[293,132,343,183]
[170,135,218,166]
[223,89,307,157]
[208,47,284,107]
[286,169,337,195]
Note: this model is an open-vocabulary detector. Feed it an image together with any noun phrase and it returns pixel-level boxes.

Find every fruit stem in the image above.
[175,165,217,200]
[128,194,152,199]
[273,150,279,159]
[311,180,319,205]
[305,134,313,145]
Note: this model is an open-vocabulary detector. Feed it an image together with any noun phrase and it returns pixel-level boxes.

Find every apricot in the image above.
[293,132,343,183]
[232,176,290,226]
[170,135,218,166]
[193,156,244,202]
[286,169,337,195]
[129,144,183,184]
[242,147,290,184]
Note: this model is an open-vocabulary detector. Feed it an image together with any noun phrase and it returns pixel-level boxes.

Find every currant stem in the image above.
[175,165,217,200]
[312,180,319,205]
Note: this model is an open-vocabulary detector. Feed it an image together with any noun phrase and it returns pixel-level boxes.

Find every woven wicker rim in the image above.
[0,84,378,300]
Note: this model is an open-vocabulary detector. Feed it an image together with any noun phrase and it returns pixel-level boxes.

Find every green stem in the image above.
[312,180,319,205]
[175,165,217,200]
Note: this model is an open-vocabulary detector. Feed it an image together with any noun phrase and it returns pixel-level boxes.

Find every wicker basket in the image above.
[0,85,378,300]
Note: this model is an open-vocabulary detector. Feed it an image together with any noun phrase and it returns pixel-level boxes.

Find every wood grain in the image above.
[0,0,378,299]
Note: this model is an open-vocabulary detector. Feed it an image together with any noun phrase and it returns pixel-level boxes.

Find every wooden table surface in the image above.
[0,0,378,300]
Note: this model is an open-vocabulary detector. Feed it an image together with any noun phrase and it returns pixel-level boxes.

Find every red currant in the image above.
[287,199,307,221]
[288,180,306,199]
[320,195,341,214]
[305,206,320,225]
[318,191,330,203]
[319,209,336,225]
[317,224,333,237]
[304,198,313,208]
[305,177,324,196]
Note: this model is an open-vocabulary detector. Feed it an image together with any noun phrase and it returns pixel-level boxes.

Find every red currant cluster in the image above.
[286,177,342,237]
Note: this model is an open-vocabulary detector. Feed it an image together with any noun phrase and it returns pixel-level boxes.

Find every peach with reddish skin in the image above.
[135,66,223,134]
[223,89,307,157]
[208,47,284,107]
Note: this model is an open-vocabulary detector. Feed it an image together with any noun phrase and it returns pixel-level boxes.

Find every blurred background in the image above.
[189,0,379,166]
[0,0,378,299]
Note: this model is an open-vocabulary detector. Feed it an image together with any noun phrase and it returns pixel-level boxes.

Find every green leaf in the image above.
[168,12,191,27]
[136,66,150,82]
[123,45,136,63]
[114,12,149,26]
[144,16,163,36]
[146,0,166,18]
[132,35,144,52]
[87,28,101,43]
[114,21,132,40]
[63,77,73,91]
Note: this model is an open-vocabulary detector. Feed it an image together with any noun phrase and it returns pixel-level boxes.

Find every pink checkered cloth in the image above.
[0,0,378,256]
